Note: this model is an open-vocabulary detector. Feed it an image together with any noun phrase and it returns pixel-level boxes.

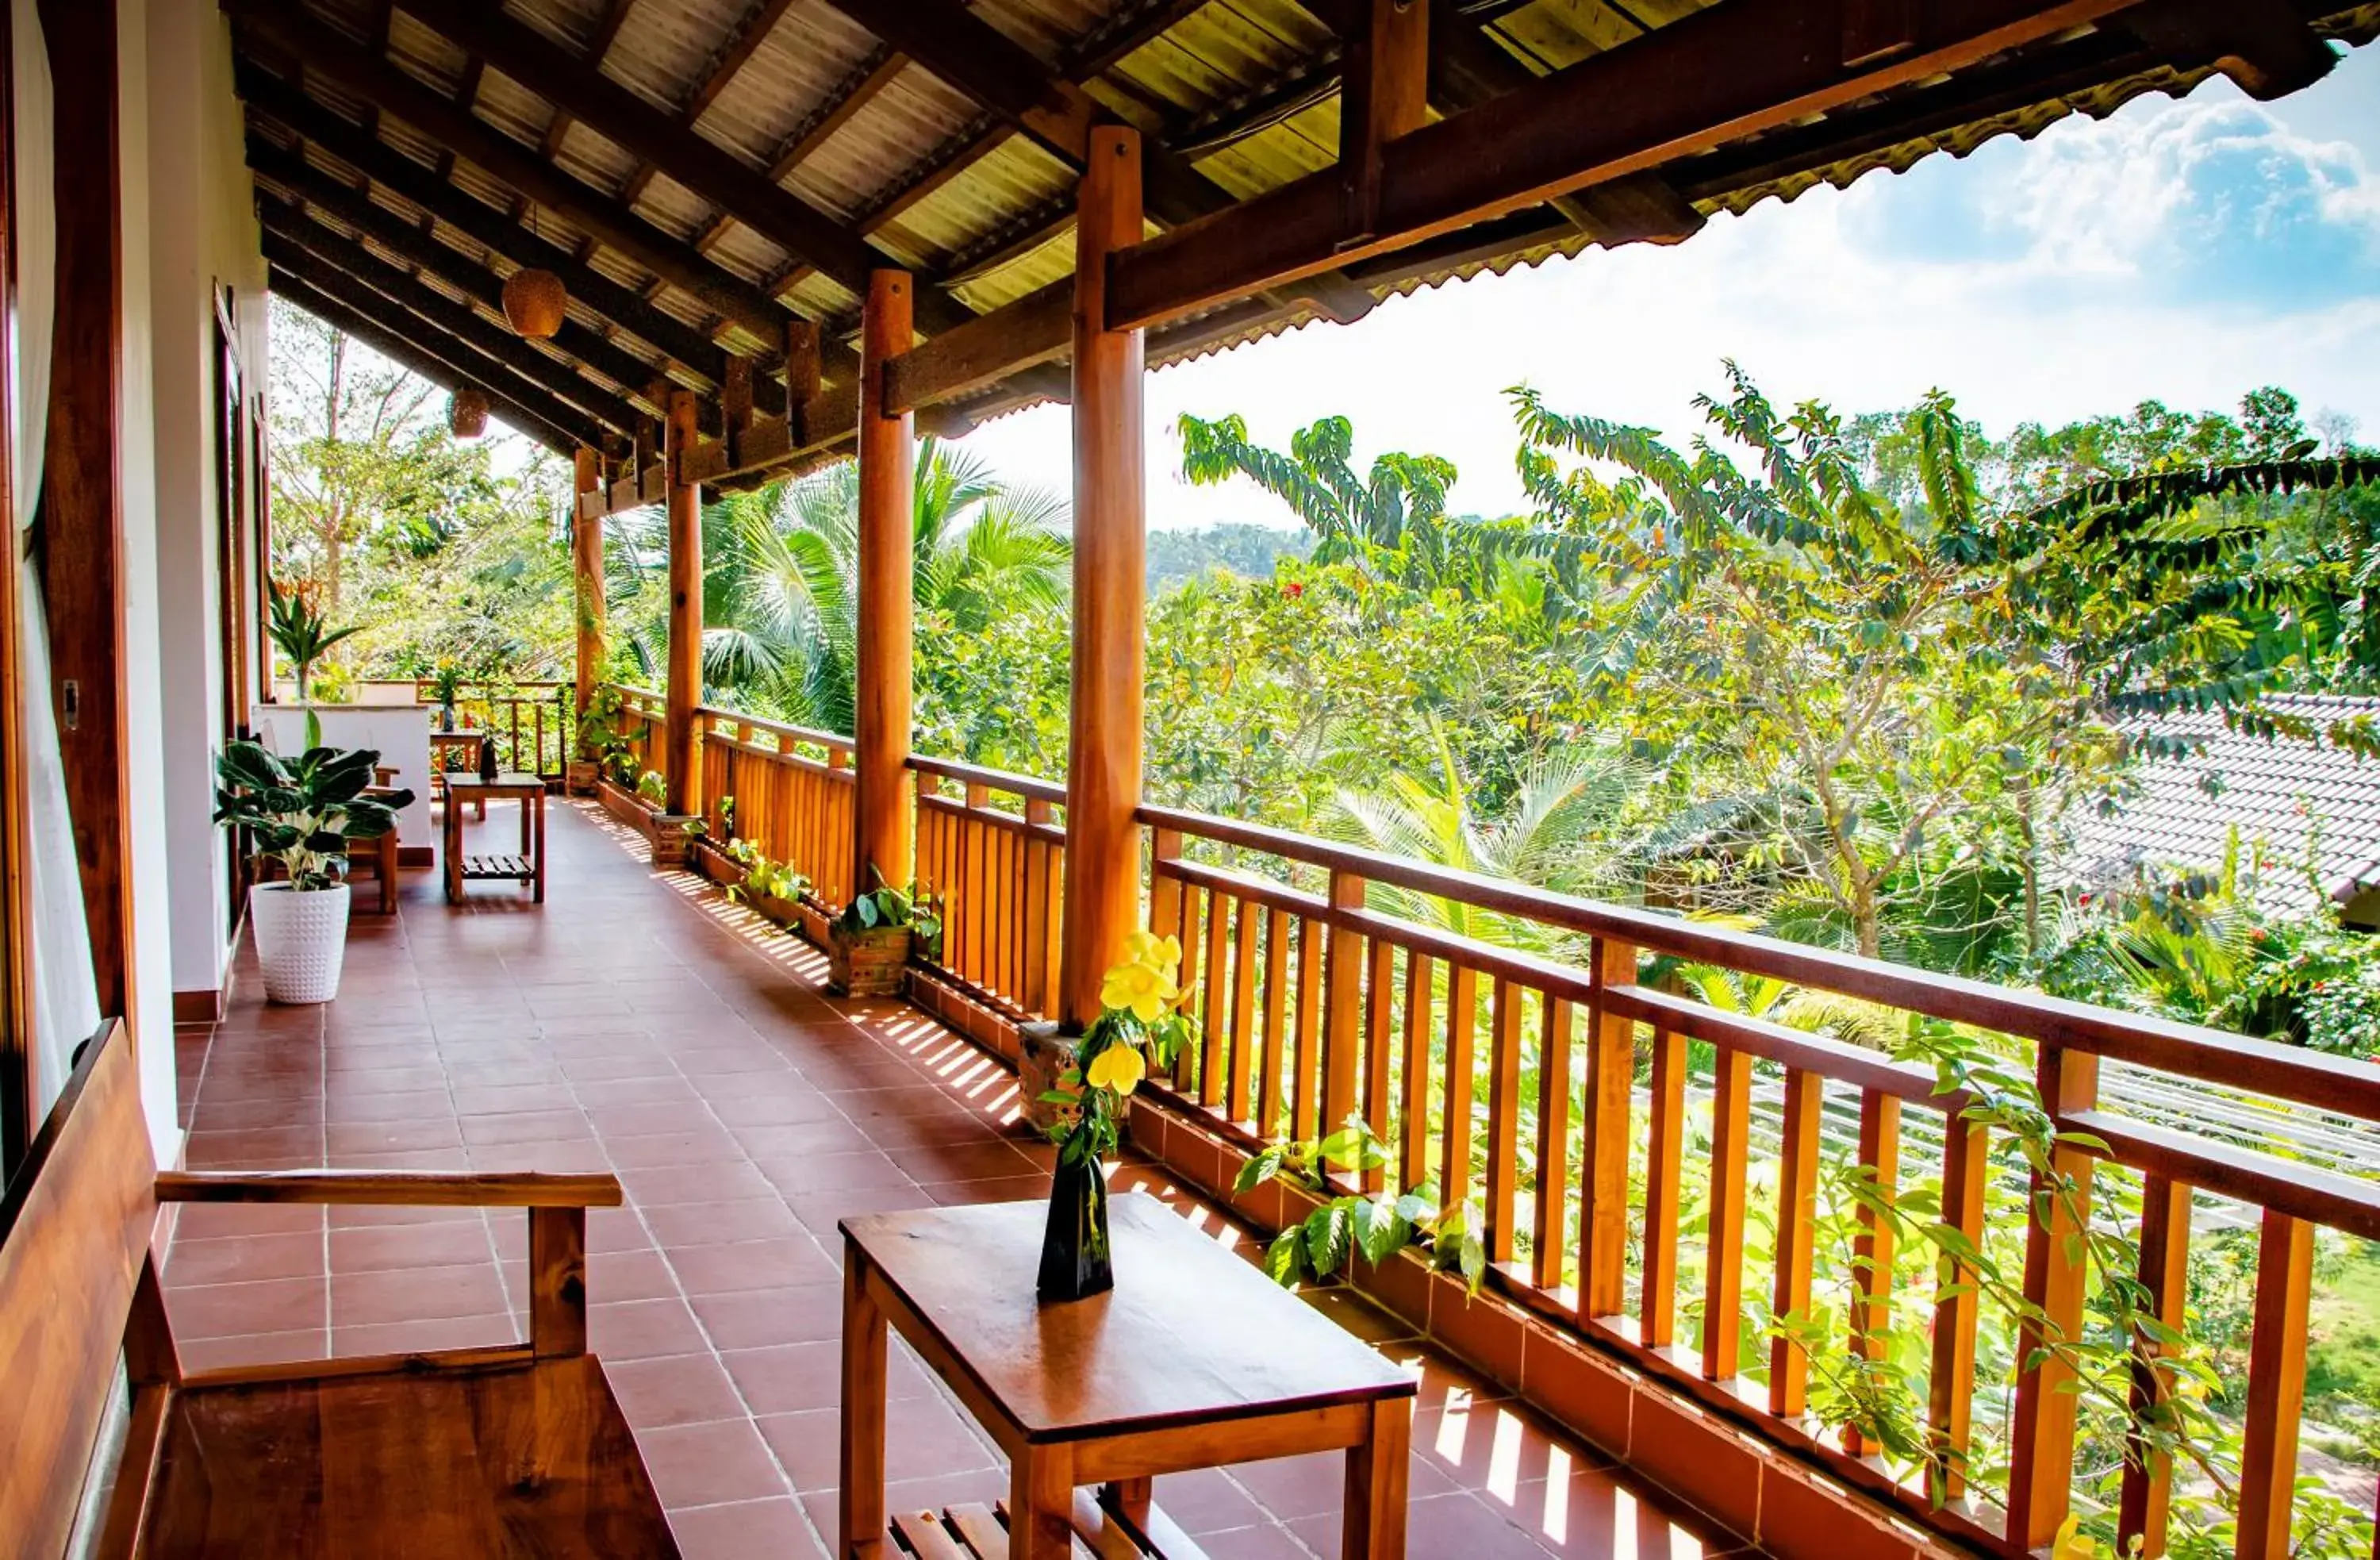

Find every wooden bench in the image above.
[0,1020,678,1558]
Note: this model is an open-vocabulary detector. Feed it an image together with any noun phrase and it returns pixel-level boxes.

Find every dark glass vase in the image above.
[1036,1153,1114,1302]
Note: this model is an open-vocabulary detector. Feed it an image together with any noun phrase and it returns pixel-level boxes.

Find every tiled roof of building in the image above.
[2063,694,2380,916]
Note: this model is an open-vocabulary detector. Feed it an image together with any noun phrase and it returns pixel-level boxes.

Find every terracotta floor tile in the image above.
[332,1312,521,1358]
[164,1276,328,1339]
[165,1230,326,1286]
[327,1220,497,1274]
[323,1088,456,1124]
[590,1247,681,1303]
[667,1237,839,1297]
[589,1297,713,1361]
[603,1128,752,1169]
[689,1284,844,1351]
[170,1201,324,1243]
[757,1392,999,1491]
[325,1118,466,1156]
[666,1498,830,1560]
[639,1197,807,1249]
[176,1329,332,1375]
[608,1352,752,1429]
[620,1160,781,1206]
[331,1262,510,1327]
[457,1107,594,1145]
[635,1418,793,1510]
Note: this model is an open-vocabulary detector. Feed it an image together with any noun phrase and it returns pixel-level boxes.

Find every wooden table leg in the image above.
[1343,1397,1409,1559]
[1104,1476,1152,1529]
[1009,1444,1076,1560]
[839,1249,888,1559]
[532,793,546,902]
[519,793,532,855]
[443,798,461,904]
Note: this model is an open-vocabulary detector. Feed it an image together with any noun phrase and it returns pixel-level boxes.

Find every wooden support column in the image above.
[37,0,136,1028]
[852,271,915,896]
[571,446,605,722]
[662,390,702,818]
[1058,129,1146,1032]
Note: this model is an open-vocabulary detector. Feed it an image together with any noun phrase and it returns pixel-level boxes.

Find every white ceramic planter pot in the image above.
[250,882,352,1005]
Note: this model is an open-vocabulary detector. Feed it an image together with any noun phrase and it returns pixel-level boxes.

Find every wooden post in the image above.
[37,0,138,1032]
[1058,128,1146,1032]
[1340,0,1430,241]
[853,271,915,894]
[662,389,701,817]
[571,446,605,722]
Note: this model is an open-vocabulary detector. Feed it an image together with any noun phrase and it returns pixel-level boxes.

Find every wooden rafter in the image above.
[259,224,648,436]
[392,0,972,332]
[237,67,739,383]
[270,269,591,453]
[538,0,643,160]
[228,3,798,348]
[250,146,674,405]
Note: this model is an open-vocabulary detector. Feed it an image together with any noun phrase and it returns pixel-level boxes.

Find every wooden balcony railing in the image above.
[576,697,2376,1559]
[414,679,576,780]
[610,686,664,783]
[698,707,855,908]
[1137,803,2380,1560]
[910,757,1065,1021]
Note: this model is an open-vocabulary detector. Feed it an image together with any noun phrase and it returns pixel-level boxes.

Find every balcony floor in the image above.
[169,799,1758,1560]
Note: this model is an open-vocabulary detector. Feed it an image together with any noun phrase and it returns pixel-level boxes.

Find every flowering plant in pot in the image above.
[213,740,414,1004]
[826,874,941,996]
[425,661,467,732]
[1034,933,1195,1301]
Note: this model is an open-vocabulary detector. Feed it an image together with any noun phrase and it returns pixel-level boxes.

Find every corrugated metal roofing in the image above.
[233,0,2380,453]
[2065,695,2380,916]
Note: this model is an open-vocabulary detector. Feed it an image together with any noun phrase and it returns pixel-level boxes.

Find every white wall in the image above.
[144,0,267,1024]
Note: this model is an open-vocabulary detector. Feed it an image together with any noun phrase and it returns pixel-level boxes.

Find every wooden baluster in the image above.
[1150,830,1184,943]
[1361,937,1395,1191]
[2236,1211,2314,1560]
[1229,898,1260,1125]
[1041,812,1065,1020]
[1398,950,1433,1196]
[1531,993,1575,1293]
[1484,979,1524,1267]
[1175,888,1204,1092]
[1319,871,1366,1148]
[1201,890,1232,1109]
[1008,820,1027,1002]
[1928,1117,1990,1504]
[1844,1089,1902,1458]
[1438,963,1477,1215]
[1025,799,1058,1016]
[2117,1174,2191,1560]
[1578,937,1638,1322]
[1769,1069,1823,1417]
[2008,1048,2100,1550]
[1702,1046,1753,1381]
[1641,1023,1685,1348]
[992,819,1015,997]
[1258,906,1291,1137]
[967,787,993,985]
[1292,914,1323,1139]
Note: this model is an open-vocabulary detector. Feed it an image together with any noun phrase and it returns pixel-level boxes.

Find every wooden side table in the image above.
[441,773,547,903]
[839,1193,1415,1559]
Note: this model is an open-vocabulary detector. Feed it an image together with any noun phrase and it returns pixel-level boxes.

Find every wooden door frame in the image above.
[0,2,41,1176]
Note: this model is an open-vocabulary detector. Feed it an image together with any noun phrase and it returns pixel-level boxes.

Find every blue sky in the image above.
[961,43,2380,529]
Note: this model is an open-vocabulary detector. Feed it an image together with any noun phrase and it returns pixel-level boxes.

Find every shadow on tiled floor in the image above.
[168,798,1753,1560]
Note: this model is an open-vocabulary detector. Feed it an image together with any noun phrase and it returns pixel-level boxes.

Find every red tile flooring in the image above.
[168,799,1756,1560]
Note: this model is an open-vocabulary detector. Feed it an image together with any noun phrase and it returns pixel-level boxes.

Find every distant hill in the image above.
[1146,524,1311,595]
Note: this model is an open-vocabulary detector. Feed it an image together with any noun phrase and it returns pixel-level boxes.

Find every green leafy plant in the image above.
[635,768,666,806]
[267,580,365,702]
[724,839,808,905]
[425,661,468,709]
[213,740,415,890]
[577,685,638,778]
[1235,1116,1484,1291]
[834,872,944,952]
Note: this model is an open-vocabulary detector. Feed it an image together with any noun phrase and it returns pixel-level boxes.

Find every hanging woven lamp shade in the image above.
[502,267,568,338]
[451,388,489,440]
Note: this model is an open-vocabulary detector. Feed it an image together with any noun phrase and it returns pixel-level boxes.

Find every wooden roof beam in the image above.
[250,145,675,406]
[391,0,973,334]
[269,270,596,453]
[537,0,641,159]
[228,3,800,350]
[259,222,648,436]
[1106,0,2149,332]
[236,67,739,384]
[819,0,1377,322]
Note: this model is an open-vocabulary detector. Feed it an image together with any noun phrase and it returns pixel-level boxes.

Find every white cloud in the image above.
[954,48,2380,530]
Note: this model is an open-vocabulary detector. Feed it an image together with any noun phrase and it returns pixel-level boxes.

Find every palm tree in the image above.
[700,440,1069,732]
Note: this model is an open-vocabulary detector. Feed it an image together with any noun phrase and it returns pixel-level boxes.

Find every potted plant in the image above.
[213,739,414,1005]
[569,685,629,795]
[827,874,939,996]
[1033,933,1194,1299]
[426,662,467,732]
[267,580,363,702]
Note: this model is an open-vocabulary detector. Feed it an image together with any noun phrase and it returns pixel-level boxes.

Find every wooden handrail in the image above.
[1138,801,2380,1123]
[695,702,854,754]
[908,752,1069,805]
[155,1170,625,1207]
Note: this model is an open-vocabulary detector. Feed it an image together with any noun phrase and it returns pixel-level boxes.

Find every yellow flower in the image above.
[1122,930,1183,976]
[2051,1516,2098,1560]
[1084,1043,1146,1097]
[1100,956,1177,1023]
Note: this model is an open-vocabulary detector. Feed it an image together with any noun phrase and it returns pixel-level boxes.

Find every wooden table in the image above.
[442,772,547,903]
[839,1193,1415,1559]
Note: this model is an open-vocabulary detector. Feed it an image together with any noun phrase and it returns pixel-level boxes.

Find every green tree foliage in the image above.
[267,299,575,681]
